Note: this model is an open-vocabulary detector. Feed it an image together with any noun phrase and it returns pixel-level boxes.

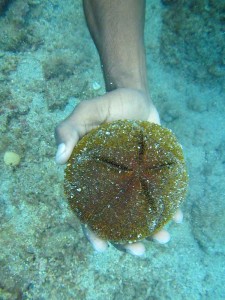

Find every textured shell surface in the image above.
[64,120,188,243]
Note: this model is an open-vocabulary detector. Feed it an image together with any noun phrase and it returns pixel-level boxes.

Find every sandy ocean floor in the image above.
[0,0,225,299]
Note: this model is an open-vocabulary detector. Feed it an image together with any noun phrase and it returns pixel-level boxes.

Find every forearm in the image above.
[83,0,148,93]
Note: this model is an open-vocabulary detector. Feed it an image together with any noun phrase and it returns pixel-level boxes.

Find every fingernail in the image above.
[55,143,66,164]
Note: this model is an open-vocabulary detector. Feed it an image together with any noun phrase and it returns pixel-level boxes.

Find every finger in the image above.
[82,225,108,253]
[173,209,183,224]
[55,125,80,165]
[55,140,78,164]
[112,242,145,256]
[122,242,146,256]
[152,229,170,244]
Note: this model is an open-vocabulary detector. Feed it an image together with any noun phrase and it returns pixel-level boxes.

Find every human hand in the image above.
[55,88,182,256]
[55,88,160,164]
[82,208,183,256]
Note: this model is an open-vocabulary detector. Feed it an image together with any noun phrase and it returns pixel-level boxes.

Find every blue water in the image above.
[0,0,224,299]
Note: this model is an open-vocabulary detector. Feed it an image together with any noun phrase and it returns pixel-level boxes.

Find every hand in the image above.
[55,88,160,164]
[83,209,183,256]
[55,88,181,256]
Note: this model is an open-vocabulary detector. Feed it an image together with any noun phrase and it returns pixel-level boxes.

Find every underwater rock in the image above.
[0,0,10,15]
[187,97,208,113]
[64,120,188,243]
[161,0,178,5]
[160,1,225,85]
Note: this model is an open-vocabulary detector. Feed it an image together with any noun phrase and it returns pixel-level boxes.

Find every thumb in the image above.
[55,125,80,165]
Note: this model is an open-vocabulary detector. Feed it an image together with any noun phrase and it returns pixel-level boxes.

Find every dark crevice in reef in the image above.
[0,0,15,16]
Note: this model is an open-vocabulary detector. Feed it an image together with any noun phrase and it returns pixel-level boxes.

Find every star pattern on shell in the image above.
[64,120,188,243]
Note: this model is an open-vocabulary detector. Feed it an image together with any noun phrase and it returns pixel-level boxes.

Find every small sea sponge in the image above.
[64,120,188,243]
[4,151,21,166]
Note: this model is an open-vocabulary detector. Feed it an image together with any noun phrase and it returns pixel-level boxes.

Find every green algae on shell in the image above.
[64,120,188,243]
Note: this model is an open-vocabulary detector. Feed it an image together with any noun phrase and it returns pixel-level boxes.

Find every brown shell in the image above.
[64,120,188,243]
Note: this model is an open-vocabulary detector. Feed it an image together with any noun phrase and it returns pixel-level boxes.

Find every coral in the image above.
[0,0,9,15]
[160,1,225,83]
[65,120,188,243]
[0,0,42,52]
[42,53,76,80]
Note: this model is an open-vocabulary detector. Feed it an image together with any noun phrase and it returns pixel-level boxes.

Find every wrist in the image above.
[102,54,149,95]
